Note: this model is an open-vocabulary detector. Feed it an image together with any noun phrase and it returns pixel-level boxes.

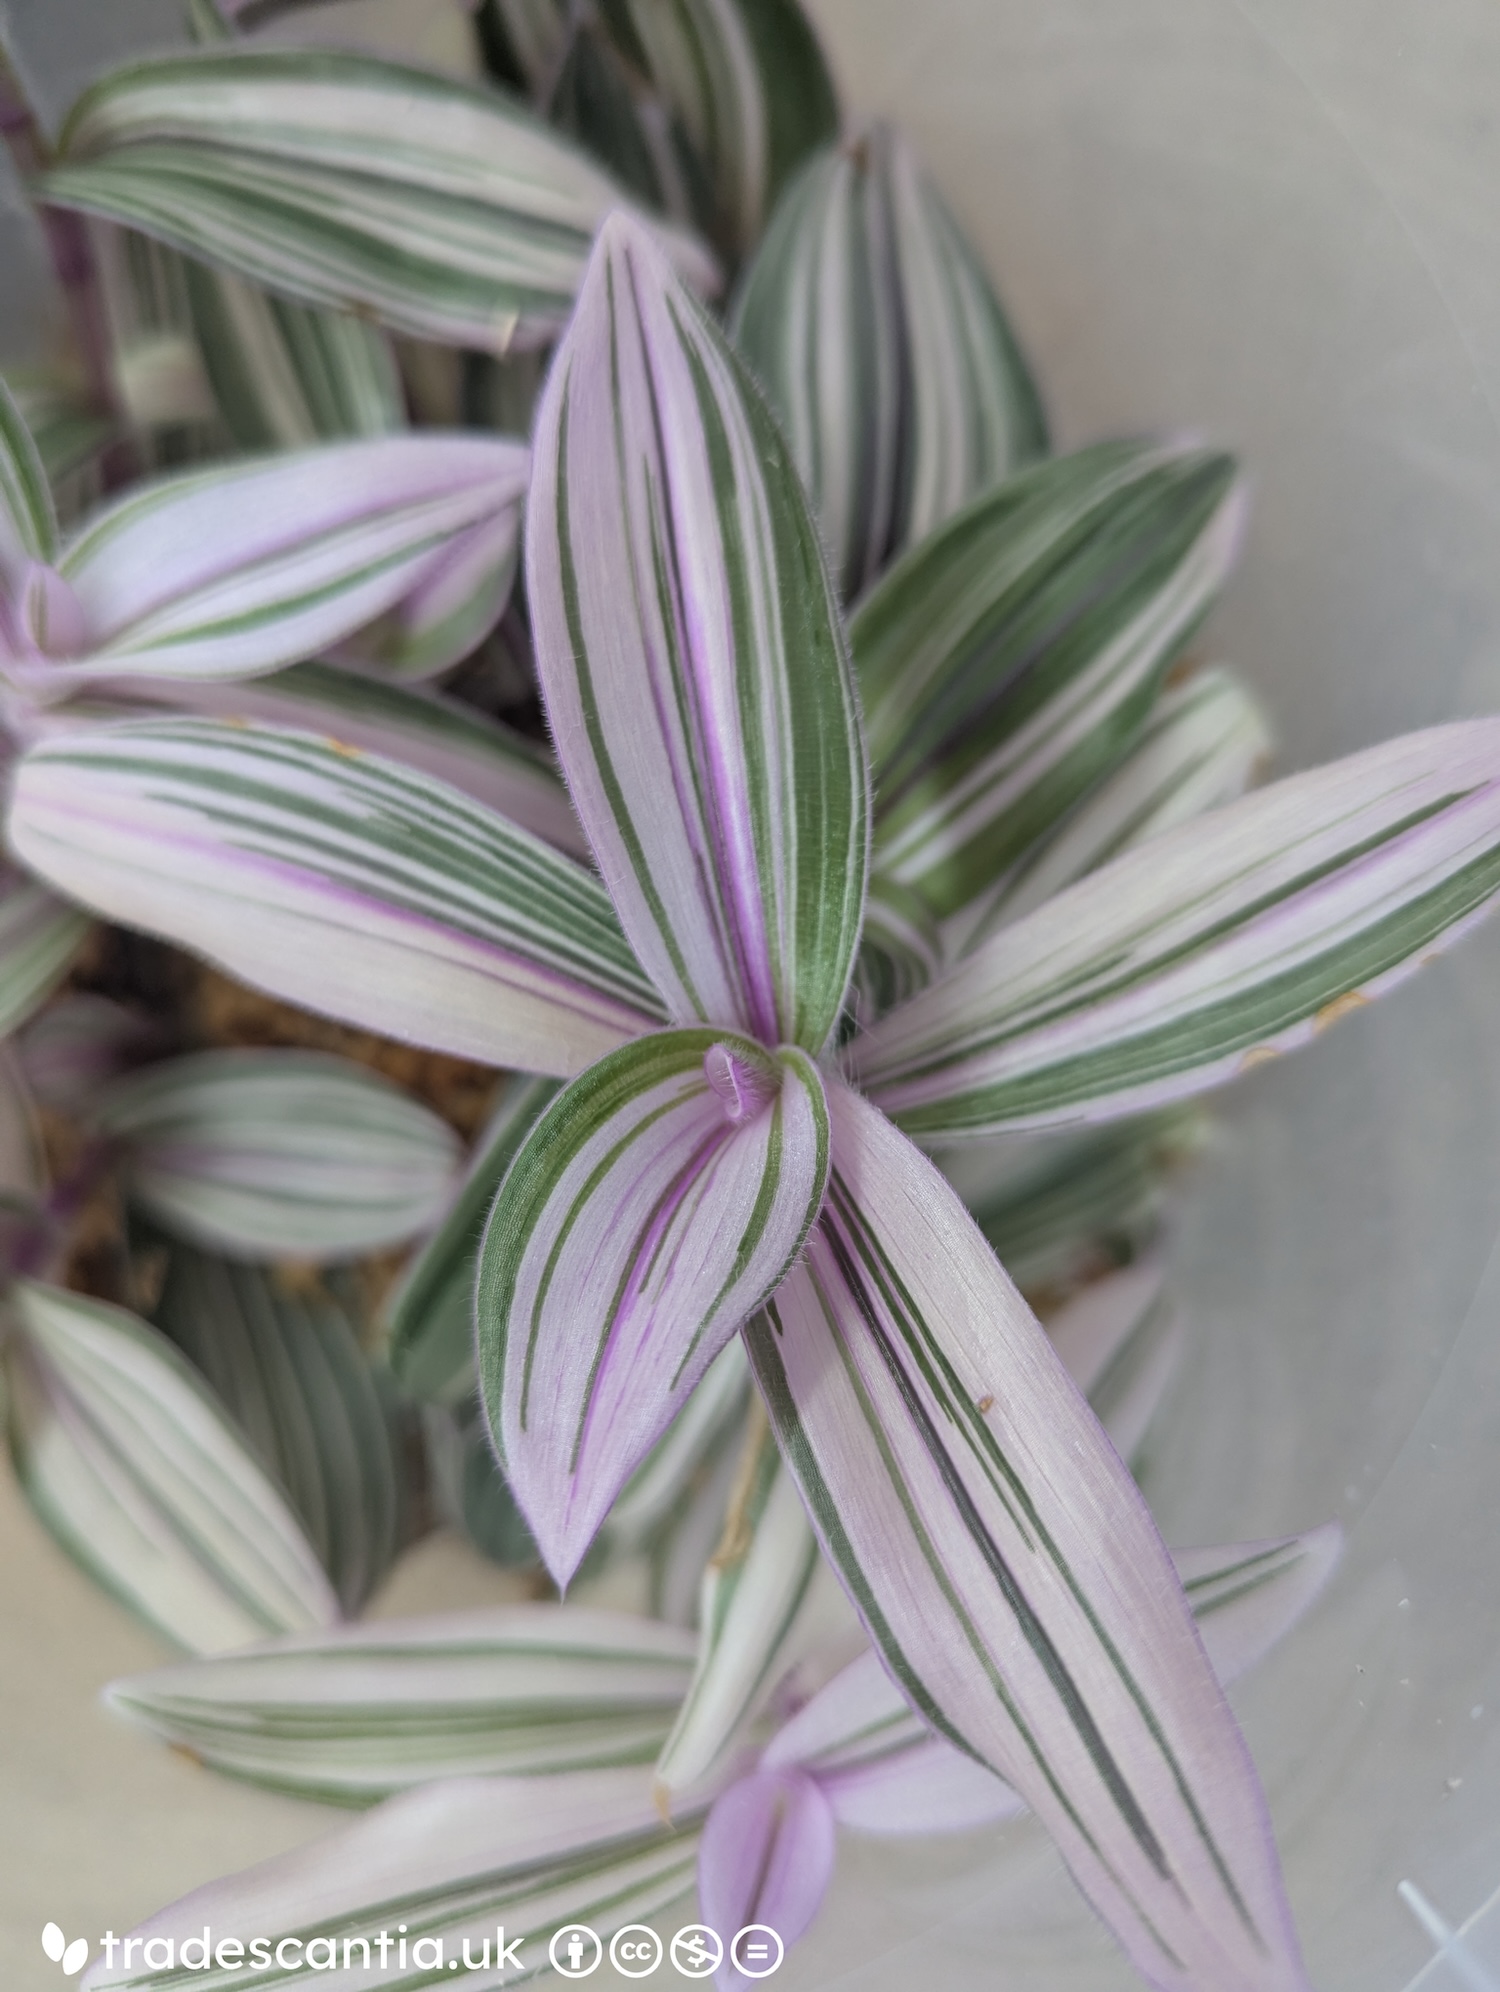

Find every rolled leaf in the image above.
[3,1279,338,1652]
[477,1027,829,1584]
[98,1048,461,1261]
[39,49,717,353]
[0,870,91,1039]
[698,1768,835,1988]
[153,1243,403,1612]
[105,1604,697,1802]
[9,432,530,691]
[733,123,1046,597]
[654,1405,819,1799]
[857,719,1500,1138]
[388,1074,560,1405]
[0,374,57,582]
[81,1769,702,1992]
[527,210,867,1054]
[855,440,1246,922]
[86,659,588,854]
[970,664,1272,939]
[743,1083,1307,1992]
[8,719,666,1074]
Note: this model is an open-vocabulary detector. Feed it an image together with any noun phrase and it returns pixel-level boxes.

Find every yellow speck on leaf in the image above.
[325,736,363,759]
[1241,1044,1280,1070]
[976,1394,995,1414]
[1314,989,1370,1034]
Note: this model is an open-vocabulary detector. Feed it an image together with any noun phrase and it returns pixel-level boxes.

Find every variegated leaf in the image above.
[0,373,57,582]
[528,212,867,1053]
[84,659,588,854]
[8,719,665,1074]
[388,1075,560,1406]
[744,1083,1306,1992]
[106,1604,697,1802]
[152,1242,404,1611]
[857,719,1500,1138]
[653,1404,818,1799]
[9,432,529,691]
[734,123,1045,599]
[852,872,942,1023]
[967,664,1272,941]
[477,1027,830,1585]
[81,1770,702,1991]
[606,1332,751,1550]
[1044,1259,1184,1465]
[98,1049,462,1261]
[854,440,1246,922]
[3,1279,338,1653]
[40,49,717,354]
[0,869,91,1039]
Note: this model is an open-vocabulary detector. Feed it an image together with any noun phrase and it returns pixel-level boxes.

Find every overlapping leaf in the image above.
[3,1279,338,1653]
[8,719,666,1074]
[605,1333,752,1551]
[0,869,91,1040]
[853,440,1246,922]
[0,374,56,582]
[1044,1259,1184,1465]
[39,49,717,353]
[744,1082,1307,1992]
[478,1027,829,1583]
[106,1605,697,1803]
[527,212,867,1051]
[733,123,1046,597]
[857,719,1500,1137]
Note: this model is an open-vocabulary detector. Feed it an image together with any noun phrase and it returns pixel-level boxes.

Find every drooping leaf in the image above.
[39,49,717,353]
[743,1083,1307,1992]
[8,719,666,1074]
[152,1242,404,1611]
[81,1769,703,1991]
[388,1074,560,1405]
[97,1048,462,1261]
[857,719,1500,1138]
[854,440,1246,922]
[527,211,867,1053]
[478,1027,829,1584]
[653,1404,818,1799]
[3,1279,338,1653]
[697,1768,835,1988]
[0,870,91,1040]
[733,123,1046,597]
[105,1604,697,1803]
[86,659,589,853]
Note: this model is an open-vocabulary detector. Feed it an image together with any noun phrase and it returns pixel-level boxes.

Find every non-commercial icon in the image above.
[669,1925,723,1978]
[730,1925,784,1978]
[548,1924,603,1977]
[42,1926,89,1977]
[609,1924,662,1977]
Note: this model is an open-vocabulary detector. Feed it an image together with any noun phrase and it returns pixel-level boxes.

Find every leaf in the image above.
[18,992,160,1111]
[388,1074,561,1406]
[1045,1259,1184,1465]
[97,1048,462,1261]
[0,869,91,1040]
[1175,1526,1344,1689]
[39,48,717,353]
[732,123,1046,597]
[606,1332,751,1549]
[81,1769,702,1991]
[856,718,1500,1139]
[477,1026,829,1584]
[853,873,943,1023]
[854,440,1246,922]
[105,1603,697,1803]
[743,1083,1307,1992]
[527,211,867,1053]
[697,1768,835,1986]
[9,431,531,691]
[88,659,589,855]
[969,664,1272,940]
[8,718,666,1074]
[3,1279,338,1653]
[425,1394,541,1571]
[0,373,57,579]
[653,1403,818,1799]
[152,1241,404,1611]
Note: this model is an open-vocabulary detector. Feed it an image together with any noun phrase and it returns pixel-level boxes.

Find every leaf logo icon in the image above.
[42,1923,89,1975]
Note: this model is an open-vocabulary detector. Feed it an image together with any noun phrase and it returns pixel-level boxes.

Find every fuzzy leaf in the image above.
[744,1083,1306,1992]
[98,1049,461,1261]
[40,49,717,353]
[105,1604,697,1803]
[733,123,1046,597]
[478,1027,829,1584]
[527,211,867,1054]
[8,719,666,1074]
[152,1243,404,1611]
[606,1332,752,1550]
[3,1279,338,1653]
[854,441,1246,922]
[698,1768,835,1986]
[857,719,1500,1138]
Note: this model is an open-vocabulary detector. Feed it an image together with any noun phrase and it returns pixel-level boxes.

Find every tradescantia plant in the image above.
[1,6,1499,1992]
